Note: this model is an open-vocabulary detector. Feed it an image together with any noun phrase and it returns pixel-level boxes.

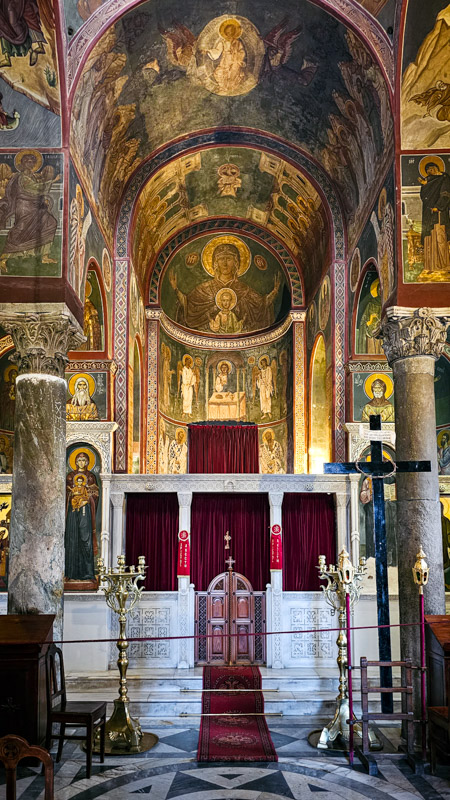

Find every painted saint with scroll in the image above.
[169,235,281,333]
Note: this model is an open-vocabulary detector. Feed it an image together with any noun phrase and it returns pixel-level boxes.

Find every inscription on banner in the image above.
[177,530,190,576]
[270,524,282,570]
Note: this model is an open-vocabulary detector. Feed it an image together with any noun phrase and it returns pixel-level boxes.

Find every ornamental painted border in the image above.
[113,258,128,471]
[294,322,306,474]
[146,320,158,474]
[334,260,346,462]
[148,218,304,307]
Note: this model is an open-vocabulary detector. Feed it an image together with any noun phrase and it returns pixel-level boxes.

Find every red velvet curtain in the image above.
[190,493,270,590]
[188,424,259,473]
[282,493,336,591]
[125,493,178,591]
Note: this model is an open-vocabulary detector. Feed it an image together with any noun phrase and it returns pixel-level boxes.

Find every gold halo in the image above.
[219,18,242,40]
[258,354,270,369]
[14,149,42,172]
[68,372,96,398]
[194,356,202,366]
[215,287,237,311]
[437,429,450,447]
[202,235,251,277]
[418,155,445,179]
[377,188,387,221]
[175,427,186,443]
[364,372,394,400]
[217,359,232,374]
[247,355,256,365]
[85,278,93,298]
[370,278,380,297]
[0,433,10,446]
[4,364,18,382]
[68,447,96,471]
[73,474,88,485]
[262,427,275,443]
[182,354,193,367]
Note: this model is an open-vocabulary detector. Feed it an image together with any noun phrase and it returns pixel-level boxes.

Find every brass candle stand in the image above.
[96,555,158,754]
[314,549,380,750]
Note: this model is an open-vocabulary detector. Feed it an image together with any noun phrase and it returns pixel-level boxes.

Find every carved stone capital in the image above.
[380,307,450,366]
[177,491,193,509]
[268,492,284,510]
[0,304,85,377]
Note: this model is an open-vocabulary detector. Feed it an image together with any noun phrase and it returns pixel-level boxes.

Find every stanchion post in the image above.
[412,548,429,762]
[346,590,354,766]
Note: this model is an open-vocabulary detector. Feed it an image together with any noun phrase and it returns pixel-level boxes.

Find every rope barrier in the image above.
[0,617,447,647]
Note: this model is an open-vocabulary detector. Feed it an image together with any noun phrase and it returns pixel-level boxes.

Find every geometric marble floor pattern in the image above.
[1,718,450,800]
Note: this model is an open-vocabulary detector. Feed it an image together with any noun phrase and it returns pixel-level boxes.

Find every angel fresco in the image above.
[177,354,197,417]
[252,356,277,420]
[169,235,281,333]
[158,14,316,97]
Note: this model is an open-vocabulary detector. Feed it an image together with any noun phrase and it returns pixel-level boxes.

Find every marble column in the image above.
[335,492,349,554]
[177,492,193,668]
[0,305,84,643]
[349,473,361,566]
[110,492,125,568]
[268,492,284,669]
[380,307,450,689]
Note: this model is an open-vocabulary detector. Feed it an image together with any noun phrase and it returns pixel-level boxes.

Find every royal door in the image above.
[195,571,266,665]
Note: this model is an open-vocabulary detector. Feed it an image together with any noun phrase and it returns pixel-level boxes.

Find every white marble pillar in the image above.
[381,307,450,720]
[100,475,111,565]
[349,474,360,566]
[177,492,194,668]
[335,492,349,554]
[0,305,84,643]
[267,491,284,669]
[110,491,125,569]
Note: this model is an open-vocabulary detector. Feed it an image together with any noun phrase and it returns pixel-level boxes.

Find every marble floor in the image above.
[1,717,449,800]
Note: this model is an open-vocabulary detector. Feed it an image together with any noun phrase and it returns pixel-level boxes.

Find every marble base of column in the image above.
[8,374,67,642]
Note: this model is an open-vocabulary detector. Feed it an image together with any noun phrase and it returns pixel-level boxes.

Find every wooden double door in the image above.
[195,571,266,665]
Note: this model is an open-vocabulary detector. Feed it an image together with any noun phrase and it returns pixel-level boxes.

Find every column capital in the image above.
[268,492,284,510]
[110,492,125,508]
[0,304,85,378]
[380,306,450,366]
[177,491,193,509]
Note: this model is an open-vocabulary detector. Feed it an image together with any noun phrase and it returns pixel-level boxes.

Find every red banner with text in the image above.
[177,530,190,576]
[270,525,282,570]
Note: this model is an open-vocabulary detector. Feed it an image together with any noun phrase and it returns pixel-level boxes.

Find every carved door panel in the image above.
[195,572,266,665]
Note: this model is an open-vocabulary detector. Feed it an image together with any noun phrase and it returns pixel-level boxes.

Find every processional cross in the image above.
[324,414,431,713]
[224,531,231,550]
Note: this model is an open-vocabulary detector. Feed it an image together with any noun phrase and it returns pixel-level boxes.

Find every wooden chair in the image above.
[0,734,54,800]
[428,704,450,773]
[45,643,106,778]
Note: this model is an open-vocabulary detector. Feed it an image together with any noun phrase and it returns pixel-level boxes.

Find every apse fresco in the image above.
[0,150,62,277]
[70,1,392,243]
[402,1,450,151]
[159,327,292,427]
[65,370,108,420]
[0,493,11,589]
[355,268,383,356]
[131,147,324,302]
[160,233,290,335]
[0,0,60,114]
[259,422,288,474]
[65,443,102,590]
[75,269,104,352]
[352,371,395,423]
[401,154,450,284]
[158,416,188,475]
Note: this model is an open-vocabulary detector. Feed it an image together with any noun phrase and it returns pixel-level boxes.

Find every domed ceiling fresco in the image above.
[70,0,394,294]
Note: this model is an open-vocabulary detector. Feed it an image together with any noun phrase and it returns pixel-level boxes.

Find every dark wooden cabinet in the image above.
[425,614,450,707]
[0,615,54,745]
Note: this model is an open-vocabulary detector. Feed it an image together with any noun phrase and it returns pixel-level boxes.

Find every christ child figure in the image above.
[209,288,243,334]
[70,475,90,512]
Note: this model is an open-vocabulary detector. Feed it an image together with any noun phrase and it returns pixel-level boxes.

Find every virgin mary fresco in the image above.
[168,235,281,333]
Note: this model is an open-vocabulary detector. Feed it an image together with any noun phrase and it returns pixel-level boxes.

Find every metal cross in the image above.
[224,531,231,550]
[225,556,235,571]
[324,414,431,713]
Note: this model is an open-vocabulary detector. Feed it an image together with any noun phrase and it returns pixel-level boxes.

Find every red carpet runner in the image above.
[197,666,278,762]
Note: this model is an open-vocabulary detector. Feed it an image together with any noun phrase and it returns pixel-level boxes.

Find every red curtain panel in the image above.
[188,424,259,473]
[190,493,270,590]
[282,493,336,591]
[125,493,179,591]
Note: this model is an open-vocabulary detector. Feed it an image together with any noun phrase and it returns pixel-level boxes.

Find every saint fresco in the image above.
[65,444,101,589]
[355,270,383,355]
[402,154,450,283]
[75,270,104,352]
[0,493,11,589]
[162,234,288,335]
[65,371,107,420]
[352,372,395,423]
[0,352,17,432]
[0,150,62,277]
